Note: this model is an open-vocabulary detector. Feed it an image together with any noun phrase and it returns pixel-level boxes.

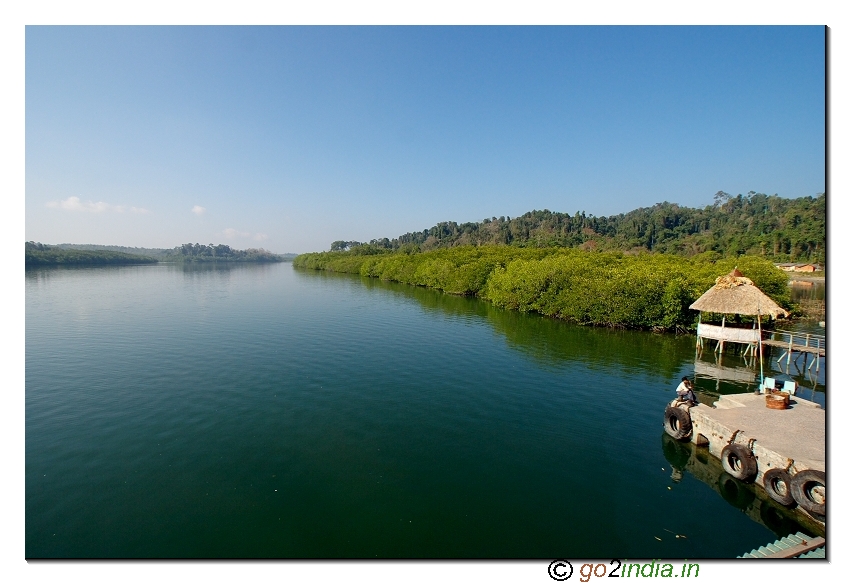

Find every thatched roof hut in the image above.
[689,269,788,319]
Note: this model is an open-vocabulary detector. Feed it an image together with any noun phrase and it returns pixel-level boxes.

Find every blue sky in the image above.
[25,26,825,253]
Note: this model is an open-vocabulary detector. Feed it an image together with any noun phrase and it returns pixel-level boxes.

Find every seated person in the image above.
[676,377,698,404]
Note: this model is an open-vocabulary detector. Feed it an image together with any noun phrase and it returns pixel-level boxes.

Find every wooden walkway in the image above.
[763,330,825,373]
[762,339,825,356]
[739,532,825,559]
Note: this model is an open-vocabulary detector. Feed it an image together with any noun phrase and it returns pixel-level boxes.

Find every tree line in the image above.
[294,246,791,331]
[25,242,158,265]
[167,243,285,262]
[26,241,289,265]
[331,192,825,264]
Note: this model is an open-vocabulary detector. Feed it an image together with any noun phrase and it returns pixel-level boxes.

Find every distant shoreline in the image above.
[788,273,825,283]
[26,242,298,266]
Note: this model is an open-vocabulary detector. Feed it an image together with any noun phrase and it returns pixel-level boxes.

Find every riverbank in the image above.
[25,244,158,266]
[788,273,825,283]
[294,247,791,331]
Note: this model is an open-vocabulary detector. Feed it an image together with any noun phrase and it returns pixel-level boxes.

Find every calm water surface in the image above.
[26,263,822,558]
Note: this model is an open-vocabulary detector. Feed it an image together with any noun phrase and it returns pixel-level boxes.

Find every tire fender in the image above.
[721,443,758,482]
[790,469,825,517]
[663,405,692,441]
[762,468,796,507]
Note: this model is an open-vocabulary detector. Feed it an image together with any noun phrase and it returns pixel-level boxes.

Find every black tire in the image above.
[718,473,756,510]
[721,443,758,482]
[763,468,796,507]
[790,469,826,517]
[663,406,692,440]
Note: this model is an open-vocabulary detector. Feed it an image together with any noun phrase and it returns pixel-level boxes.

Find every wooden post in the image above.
[696,312,702,351]
[720,315,726,355]
[815,338,820,373]
[786,333,794,367]
[758,313,764,387]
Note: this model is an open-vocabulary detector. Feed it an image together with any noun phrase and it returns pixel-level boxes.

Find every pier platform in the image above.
[698,393,825,471]
[683,393,825,523]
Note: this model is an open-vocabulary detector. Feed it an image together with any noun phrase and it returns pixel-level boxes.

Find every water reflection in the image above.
[25,263,156,282]
[167,261,282,275]
[293,268,827,403]
[788,278,825,301]
[660,434,823,539]
[293,268,695,381]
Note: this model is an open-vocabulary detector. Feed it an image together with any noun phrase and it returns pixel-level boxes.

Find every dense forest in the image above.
[25,242,159,265]
[331,192,825,264]
[166,243,287,262]
[294,246,791,331]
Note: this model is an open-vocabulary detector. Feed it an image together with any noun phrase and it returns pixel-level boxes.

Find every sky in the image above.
[24,25,825,254]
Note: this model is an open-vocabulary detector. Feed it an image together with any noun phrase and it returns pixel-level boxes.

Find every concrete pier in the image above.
[662,435,825,536]
[684,393,825,523]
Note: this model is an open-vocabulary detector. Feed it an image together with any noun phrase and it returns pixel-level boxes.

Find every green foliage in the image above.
[25,242,158,265]
[294,245,790,331]
[165,243,285,262]
[27,241,289,265]
[332,192,825,263]
[54,243,174,258]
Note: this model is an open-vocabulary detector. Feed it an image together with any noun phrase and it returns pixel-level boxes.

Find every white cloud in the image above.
[46,196,148,214]
[223,227,249,239]
[224,228,267,242]
[192,205,206,215]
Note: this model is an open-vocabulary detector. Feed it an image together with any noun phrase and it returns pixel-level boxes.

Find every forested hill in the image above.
[332,192,824,263]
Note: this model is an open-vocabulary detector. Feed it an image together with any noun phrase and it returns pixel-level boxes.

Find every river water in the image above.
[25,263,823,558]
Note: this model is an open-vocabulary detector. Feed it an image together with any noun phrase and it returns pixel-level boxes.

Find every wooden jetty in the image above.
[690,269,789,383]
[689,269,827,379]
[762,330,825,373]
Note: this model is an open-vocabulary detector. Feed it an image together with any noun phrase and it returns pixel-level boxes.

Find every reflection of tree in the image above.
[300,268,693,380]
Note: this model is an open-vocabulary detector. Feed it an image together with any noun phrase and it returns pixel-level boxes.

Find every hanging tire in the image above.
[790,469,826,517]
[762,468,796,507]
[721,443,757,482]
[663,406,692,440]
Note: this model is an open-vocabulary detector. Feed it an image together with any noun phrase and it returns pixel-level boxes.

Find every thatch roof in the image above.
[689,269,789,318]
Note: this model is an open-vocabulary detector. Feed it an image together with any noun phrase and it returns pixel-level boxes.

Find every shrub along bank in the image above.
[293,247,790,330]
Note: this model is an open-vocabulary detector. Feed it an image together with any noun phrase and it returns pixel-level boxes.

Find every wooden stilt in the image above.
[757,313,764,387]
